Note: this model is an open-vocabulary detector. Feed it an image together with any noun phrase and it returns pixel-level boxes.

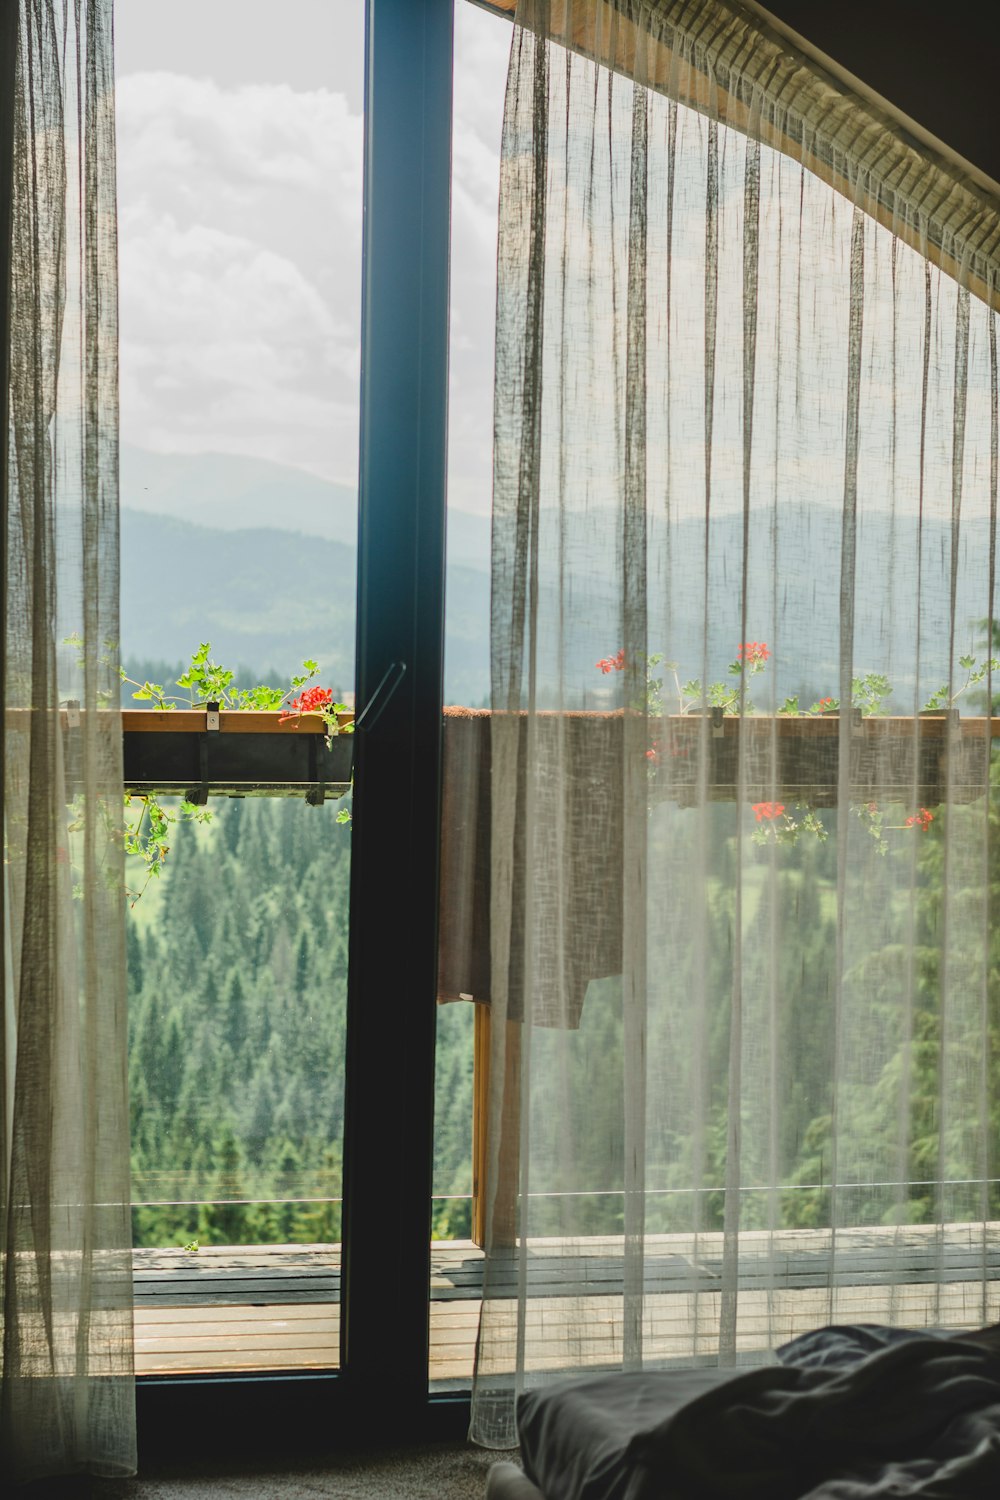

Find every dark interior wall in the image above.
[758,1,1000,187]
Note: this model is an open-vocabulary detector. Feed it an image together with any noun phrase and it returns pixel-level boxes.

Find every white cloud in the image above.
[446,5,511,514]
[116,71,364,486]
[115,4,514,515]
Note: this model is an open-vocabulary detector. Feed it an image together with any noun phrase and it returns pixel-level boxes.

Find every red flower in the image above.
[905,807,934,831]
[818,697,835,710]
[596,650,626,675]
[737,642,770,664]
[281,685,334,720]
[752,801,785,822]
[645,740,660,764]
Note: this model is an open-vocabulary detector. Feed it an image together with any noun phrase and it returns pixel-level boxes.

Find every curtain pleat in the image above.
[472,0,1000,1450]
[1,0,134,1480]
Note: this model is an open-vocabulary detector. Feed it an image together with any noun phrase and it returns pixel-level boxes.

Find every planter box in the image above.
[121,709,354,804]
[651,712,994,806]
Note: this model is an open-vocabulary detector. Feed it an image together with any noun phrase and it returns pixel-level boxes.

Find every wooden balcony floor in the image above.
[133,1228,1000,1382]
[133,1240,483,1381]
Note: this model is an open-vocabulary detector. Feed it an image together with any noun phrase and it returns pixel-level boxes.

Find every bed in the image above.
[485,1324,1000,1499]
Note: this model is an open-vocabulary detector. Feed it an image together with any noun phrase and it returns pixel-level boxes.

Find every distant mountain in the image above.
[121,508,491,705]
[120,444,492,570]
[122,495,995,718]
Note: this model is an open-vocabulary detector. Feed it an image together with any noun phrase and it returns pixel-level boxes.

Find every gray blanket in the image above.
[517,1332,1000,1500]
[625,1338,1000,1499]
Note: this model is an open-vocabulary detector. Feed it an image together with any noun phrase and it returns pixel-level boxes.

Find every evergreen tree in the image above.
[126,919,144,992]
[294,930,310,1000]
[223,971,247,1054]
[199,1129,250,1244]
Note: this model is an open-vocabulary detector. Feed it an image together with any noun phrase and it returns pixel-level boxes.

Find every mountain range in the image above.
[120,443,492,569]
[120,444,492,703]
[120,445,998,713]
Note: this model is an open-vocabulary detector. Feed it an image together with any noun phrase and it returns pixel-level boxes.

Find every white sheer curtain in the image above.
[1,0,134,1480]
[472,0,1000,1448]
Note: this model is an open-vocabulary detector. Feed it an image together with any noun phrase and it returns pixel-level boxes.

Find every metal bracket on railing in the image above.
[354,660,407,734]
[185,710,216,805]
[63,699,82,798]
[710,705,725,738]
[850,706,864,737]
[306,732,326,805]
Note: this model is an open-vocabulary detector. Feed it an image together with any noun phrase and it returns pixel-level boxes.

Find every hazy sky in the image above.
[114,0,510,514]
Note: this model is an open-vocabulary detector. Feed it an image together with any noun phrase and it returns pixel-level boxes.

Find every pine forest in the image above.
[126,726,1000,1250]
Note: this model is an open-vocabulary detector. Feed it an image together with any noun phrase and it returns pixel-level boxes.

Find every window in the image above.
[116,0,362,1377]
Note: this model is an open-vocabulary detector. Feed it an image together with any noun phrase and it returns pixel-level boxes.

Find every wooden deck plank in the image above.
[134,1279,1000,1379]
[134,1248,1000,1305]
[136,1349,339,1373]
[138,1303,337,1326]
[138,1332,339,1352]
[132,1231,1000,1379]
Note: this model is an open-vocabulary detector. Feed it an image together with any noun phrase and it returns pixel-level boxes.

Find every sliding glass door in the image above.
[117,0,459,1434]
[116,0,363,1378]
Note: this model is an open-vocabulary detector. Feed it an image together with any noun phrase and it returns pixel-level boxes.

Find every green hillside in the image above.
[122,508,491,705]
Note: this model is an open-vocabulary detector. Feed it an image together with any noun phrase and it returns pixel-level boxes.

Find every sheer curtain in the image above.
[472,0,1000,1447]
[1,0,134,1480]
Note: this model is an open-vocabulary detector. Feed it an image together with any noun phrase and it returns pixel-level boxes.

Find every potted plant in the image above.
[597,643,996,846]
[110,643,353,901]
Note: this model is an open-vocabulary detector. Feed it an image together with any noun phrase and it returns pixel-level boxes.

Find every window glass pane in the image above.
[431,0,510,1389]
[117,0,363,1376]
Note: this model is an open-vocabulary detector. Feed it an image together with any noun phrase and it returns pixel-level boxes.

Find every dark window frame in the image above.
[132,0,464,1454]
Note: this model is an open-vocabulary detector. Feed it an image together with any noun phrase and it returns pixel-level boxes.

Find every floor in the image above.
[76,1440,511,1500]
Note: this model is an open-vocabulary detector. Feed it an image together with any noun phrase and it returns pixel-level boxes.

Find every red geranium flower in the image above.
[752,801,785,822]
[281,685,335,720]
[737,642,770,664]
[905,807,934,831]
[596,650,626,675]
